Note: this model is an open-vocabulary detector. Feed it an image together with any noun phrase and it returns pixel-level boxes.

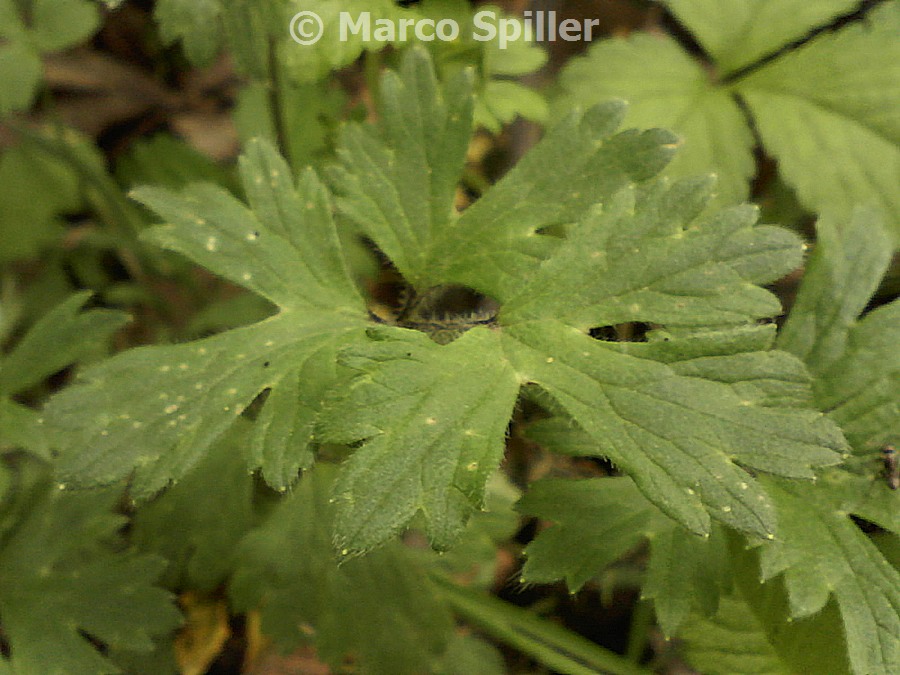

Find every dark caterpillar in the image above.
[392,284,500,345]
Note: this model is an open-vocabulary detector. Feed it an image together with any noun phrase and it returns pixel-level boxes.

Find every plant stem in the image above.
[364,49,382,111]
[266,37,290,161]
[625,599,653,664]
[432,574,653,675]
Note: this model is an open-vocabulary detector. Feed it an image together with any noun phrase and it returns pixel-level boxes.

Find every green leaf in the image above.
[432,104,679,299]
[557,33,755,207]
[48,315,343,494]
[778,208,899,542]
[501,180,797,328]
[328,46,474,287]
[116,133,237,194]
[478,80,547,132]
[232,78,347,170]
[0,0,100,113]
[678,530,854,675]
[504,319,843,538]
[149,0,279,74]
[0,41,42,114]
[318,326,521,556]
[229,464,453,675]
[516,478,659,591]
[30,0,100,52]
[45,47,850,570]
[330,47,678,297]
[644,523,728,636]
[516,476,728,636]
[46,140,369,496]
[735,1,900,237]
[0,478,180,674]
[278,1,426,83]
[496,179,844,538]
[779,209,894,381]
[0,399,49,458]
[421,1,549,132]
[769,202,899,675]
[154,0,224,66]
[778,208,898,458]
[0,140,86,262]
[0,294,124,460]
[628,325,815,410]
[137,164,361,312]
[476,31,548,130]
[0,141,83,263]
[662,0,860,72]
[757,478,900,675]
[0,292,127,397]
[819,297,900,471]
[130,422,257,591]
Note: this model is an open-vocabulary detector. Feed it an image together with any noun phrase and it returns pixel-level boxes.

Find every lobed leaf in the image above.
[0,478,180,673]
[778,208,899,543]
[229,464,453,675]
[0,140,85,262]
[779,209,894,380]
[0,293,124,461]
[419,2,549,132]
[503,320,845,539]
[757,478,900,675]
[516,478,660,592]
[735,1,900,236]
[318,326,521,555]
[48,311,362,497]
[154,0,224,66]
[279,1,413,84]
[557,33,755,208]
[495,177,844,538]
[644,523,727,636]
[778,209,898,454]
[135,143,363,312]
[0,0,99,113]
[0,292,127,397]
[328,46,474,287]
[623,325,815,409]
[516,476,727,636]
[432,103,680,300]
[47,140,370,495]
[681,585,851,675]
[130,422,257,592]
[662,0,860,72]
[501,179,798,328]
[761,197,900,675]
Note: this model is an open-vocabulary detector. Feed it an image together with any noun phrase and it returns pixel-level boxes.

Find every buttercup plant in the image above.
[0,2,897,673]
[48,48,846,556]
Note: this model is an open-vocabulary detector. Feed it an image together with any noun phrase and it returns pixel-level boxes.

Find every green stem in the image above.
[364,48,383,110]
[625,599,653,664]
[266,37,290,161]
[431,575,653,675]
